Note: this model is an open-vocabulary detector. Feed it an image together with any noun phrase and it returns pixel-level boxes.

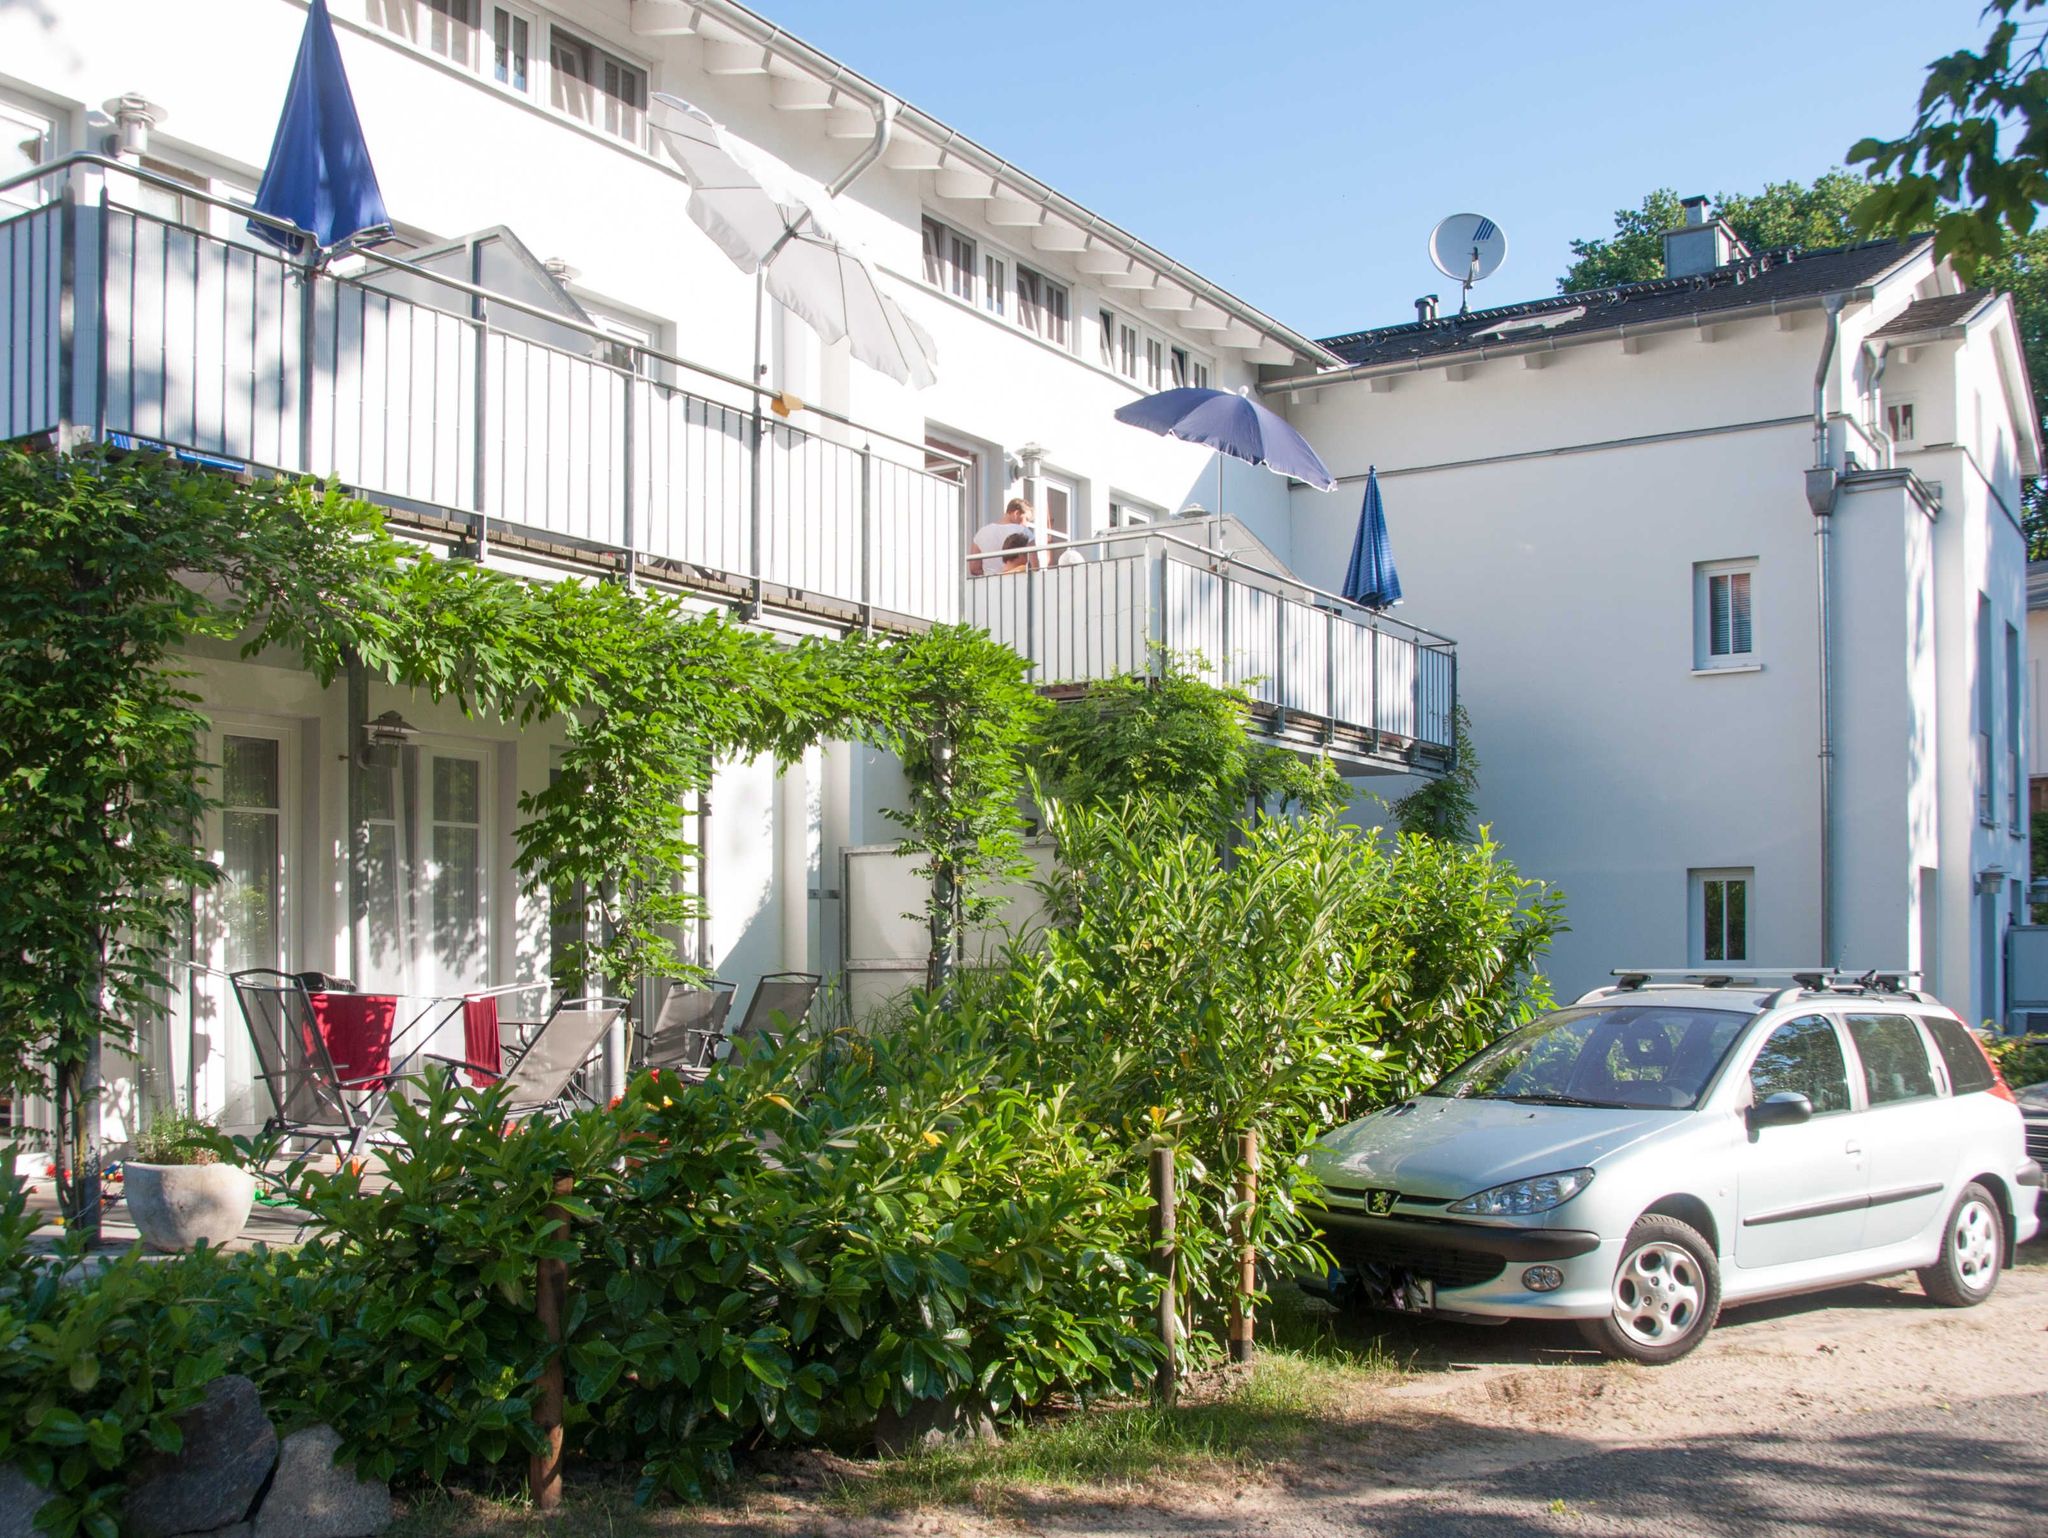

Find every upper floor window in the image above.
[0,96,56,214]
[1015,263,1067,346]
[1168,345,1207,390]
[1978,595,1995,824]
[921,216,975,303]
[1886,399,1916,445]
[371,0,481,67]
[549,27,646,144]
[983,253,1007,317]
[492,5,533,93]
[1693,559,1756,670]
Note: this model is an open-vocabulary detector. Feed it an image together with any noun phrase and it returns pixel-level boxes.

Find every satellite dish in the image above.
[1429,213,1508,314]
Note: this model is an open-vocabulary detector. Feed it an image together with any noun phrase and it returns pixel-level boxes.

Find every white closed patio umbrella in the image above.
[650,93,936,390]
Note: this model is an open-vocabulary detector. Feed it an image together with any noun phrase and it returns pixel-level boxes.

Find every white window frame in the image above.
[548,23,648,146]
[1015,262,1068,348]
[982,252,1007,317]
[1689,868,1753,966]
[0,95,58,214]
[1693,558,1757,671]
[488,2,538,96]
[1109,495,1159,529]
[921,214,976,304]
[1886,398,1917,445]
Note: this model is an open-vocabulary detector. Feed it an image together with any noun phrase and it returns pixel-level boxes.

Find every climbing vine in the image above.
[0,447,1040,1230]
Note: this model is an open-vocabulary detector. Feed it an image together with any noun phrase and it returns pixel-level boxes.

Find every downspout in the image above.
[1864,339,1894,467]
[826,92,897,197]
[1805,295,1847,967]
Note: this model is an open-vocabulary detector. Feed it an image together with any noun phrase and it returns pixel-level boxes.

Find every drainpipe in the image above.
[826,92,897,197]
[1864,339,1895,467]
[1805,294,1847,967]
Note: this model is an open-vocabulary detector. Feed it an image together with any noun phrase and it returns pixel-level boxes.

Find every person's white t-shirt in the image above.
[969,520,1036,575]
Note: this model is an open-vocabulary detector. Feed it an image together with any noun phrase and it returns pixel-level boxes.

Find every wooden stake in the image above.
[1227,1128,1258,1365]
[531,1172,572,1512]
[1149,1143,1177,1407]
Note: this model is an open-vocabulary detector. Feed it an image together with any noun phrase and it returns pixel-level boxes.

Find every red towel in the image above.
[463,995,502,1087]
[308,994,398,1087]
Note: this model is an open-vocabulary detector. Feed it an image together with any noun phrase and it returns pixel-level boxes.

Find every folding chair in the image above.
[229,968,392,1163]
[731,971,820,1054]
[637,979,737,1081]
[429,995,627,1117]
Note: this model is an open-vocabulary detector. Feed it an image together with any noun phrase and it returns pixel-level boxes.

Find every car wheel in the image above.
[1917,1181,2004,1307]
[1576,1214,1721,1364]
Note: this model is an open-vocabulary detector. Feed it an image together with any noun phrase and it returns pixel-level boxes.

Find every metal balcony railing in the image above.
[964,529,1457,765]
[0,155,962,630]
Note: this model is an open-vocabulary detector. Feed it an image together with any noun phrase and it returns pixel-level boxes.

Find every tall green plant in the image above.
[1392,704,1479,843]
[0,448,400,1238]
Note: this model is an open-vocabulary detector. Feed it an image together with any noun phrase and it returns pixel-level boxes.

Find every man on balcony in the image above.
[970,497,1038,576]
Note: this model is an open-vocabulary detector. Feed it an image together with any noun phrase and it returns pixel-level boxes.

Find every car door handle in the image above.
[1844,1141,1863,1156]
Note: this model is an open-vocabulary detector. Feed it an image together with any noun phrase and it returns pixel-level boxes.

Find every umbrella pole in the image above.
[748,268,765,618]
[1215,452,1223,520]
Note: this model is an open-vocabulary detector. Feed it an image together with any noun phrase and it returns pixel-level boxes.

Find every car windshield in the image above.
[1423,1005,1753,1111]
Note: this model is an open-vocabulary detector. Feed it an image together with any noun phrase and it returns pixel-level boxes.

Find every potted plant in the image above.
[123,1107,254,1253]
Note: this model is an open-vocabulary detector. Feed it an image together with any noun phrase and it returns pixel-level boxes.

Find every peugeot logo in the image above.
[1366,1189,1399,1217]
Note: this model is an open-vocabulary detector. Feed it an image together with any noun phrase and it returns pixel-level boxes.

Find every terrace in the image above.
[0,155,1453,768]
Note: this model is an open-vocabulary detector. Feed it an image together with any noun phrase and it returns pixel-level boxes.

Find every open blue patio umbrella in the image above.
[248,0,390,255]
[1113,386,1337,512]
[1341,466,1403,609]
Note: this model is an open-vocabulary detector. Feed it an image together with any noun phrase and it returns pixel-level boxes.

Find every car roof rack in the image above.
[1577,968,1930,1008]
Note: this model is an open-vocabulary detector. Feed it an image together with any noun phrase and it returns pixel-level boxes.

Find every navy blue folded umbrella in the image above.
[1112,386,1337,493]
[249,0,390,255]
[1341,466,1403,609]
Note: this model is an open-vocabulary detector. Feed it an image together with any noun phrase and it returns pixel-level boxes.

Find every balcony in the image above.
[0,159,961,631]
[0,158,1455,766]
[965,530,1456,772]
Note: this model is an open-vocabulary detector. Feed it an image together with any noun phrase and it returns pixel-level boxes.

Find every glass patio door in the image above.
[357,743,492,1003]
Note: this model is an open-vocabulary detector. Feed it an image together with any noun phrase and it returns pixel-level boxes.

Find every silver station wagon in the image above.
[1306,971,2043,1362]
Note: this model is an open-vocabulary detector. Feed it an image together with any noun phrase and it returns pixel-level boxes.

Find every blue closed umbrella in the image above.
[1342,466,1402,609]
[249,0,390,255]
[1113,386,1337,496]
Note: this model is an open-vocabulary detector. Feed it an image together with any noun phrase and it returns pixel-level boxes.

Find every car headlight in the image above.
[1447,1168,1595,1217]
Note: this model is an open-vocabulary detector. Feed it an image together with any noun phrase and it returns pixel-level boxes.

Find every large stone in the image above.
[872,1394,999,1458]
[0,1467,56,1538]
[251,1427,391,1538]
[124,1375,277,1538]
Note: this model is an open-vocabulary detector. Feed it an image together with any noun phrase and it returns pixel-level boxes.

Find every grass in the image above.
[388,1288,1406,1534]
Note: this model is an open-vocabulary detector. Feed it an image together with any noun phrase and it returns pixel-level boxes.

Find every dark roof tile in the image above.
[1319,237,1931,369]
[1867,290,1995,338]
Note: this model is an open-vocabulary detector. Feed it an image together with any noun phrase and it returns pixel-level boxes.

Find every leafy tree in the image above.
[1559,172,1868,292]
[1030,653,1344,839]
[1393,705,1479,842]
[1848,0,2048,285]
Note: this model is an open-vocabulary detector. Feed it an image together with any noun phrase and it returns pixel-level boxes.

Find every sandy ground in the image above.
[681,1240,2048,1537]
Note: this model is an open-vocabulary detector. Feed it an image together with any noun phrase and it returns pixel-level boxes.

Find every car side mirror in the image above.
[1746,1090,1814,1132]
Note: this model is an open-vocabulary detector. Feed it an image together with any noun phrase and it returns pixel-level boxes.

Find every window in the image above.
[1109,497,1156,529]
[0,97,55,214]
[371,0,480,66]
[220,735,284,974]
[1694,560,1756,669]
[1749,1016,1852,1114]
[1143,337,1164,391]
[1922,1013,1996,1095]
[491,5,532,93]
[1097,309,1116,368]
[1979,886,2000,1025]
[1886,400,1916,444]
[430,755,483,974]
[2008,622,2022,831]
[1978,596,1995,824]
[920,216,974,303]
[1119,322,1139,379]
[549,26,646,144]
[1846,1015,1937,1105]
[1015,264,1067,346]
[1690,868,1751,965]
[982,253,1006,316]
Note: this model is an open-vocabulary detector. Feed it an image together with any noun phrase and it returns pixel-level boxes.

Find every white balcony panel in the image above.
[634,384,752,577]
[1278,596,1327,716]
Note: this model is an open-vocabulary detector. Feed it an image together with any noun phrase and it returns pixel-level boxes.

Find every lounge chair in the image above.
[636,979,737,1081]
[428,994,628,1117]
[730,971,820,1054]
[229,968,392,1163]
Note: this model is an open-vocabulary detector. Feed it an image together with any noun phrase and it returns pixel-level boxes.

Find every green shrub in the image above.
[128,1106,222,1167]
[1987,1033,2048,1088]
[0,1178,238,1538]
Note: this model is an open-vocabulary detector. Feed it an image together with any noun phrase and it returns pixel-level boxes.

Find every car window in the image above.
[1920,1014,1996,1095]
[1426,1005,1750,1110]
[1846,1014,1938,1105]
[1748,1014,1852,1114]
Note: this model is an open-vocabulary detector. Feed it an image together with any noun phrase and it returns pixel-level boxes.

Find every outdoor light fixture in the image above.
[354,710,418,770]
[102,94,166,160]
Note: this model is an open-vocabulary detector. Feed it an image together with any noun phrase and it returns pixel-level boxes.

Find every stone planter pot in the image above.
[123,1162,255,1253]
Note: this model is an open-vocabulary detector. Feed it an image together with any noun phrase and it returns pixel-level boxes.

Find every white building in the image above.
[1279,204,2040,1024]
[0,0,1453,1139]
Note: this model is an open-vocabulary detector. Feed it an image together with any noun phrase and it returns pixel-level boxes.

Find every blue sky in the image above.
[761,0,1985,339]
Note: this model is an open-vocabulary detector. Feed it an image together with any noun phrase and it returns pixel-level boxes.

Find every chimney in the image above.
[1662,195,1751,278]
[1415,294,1439,323]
